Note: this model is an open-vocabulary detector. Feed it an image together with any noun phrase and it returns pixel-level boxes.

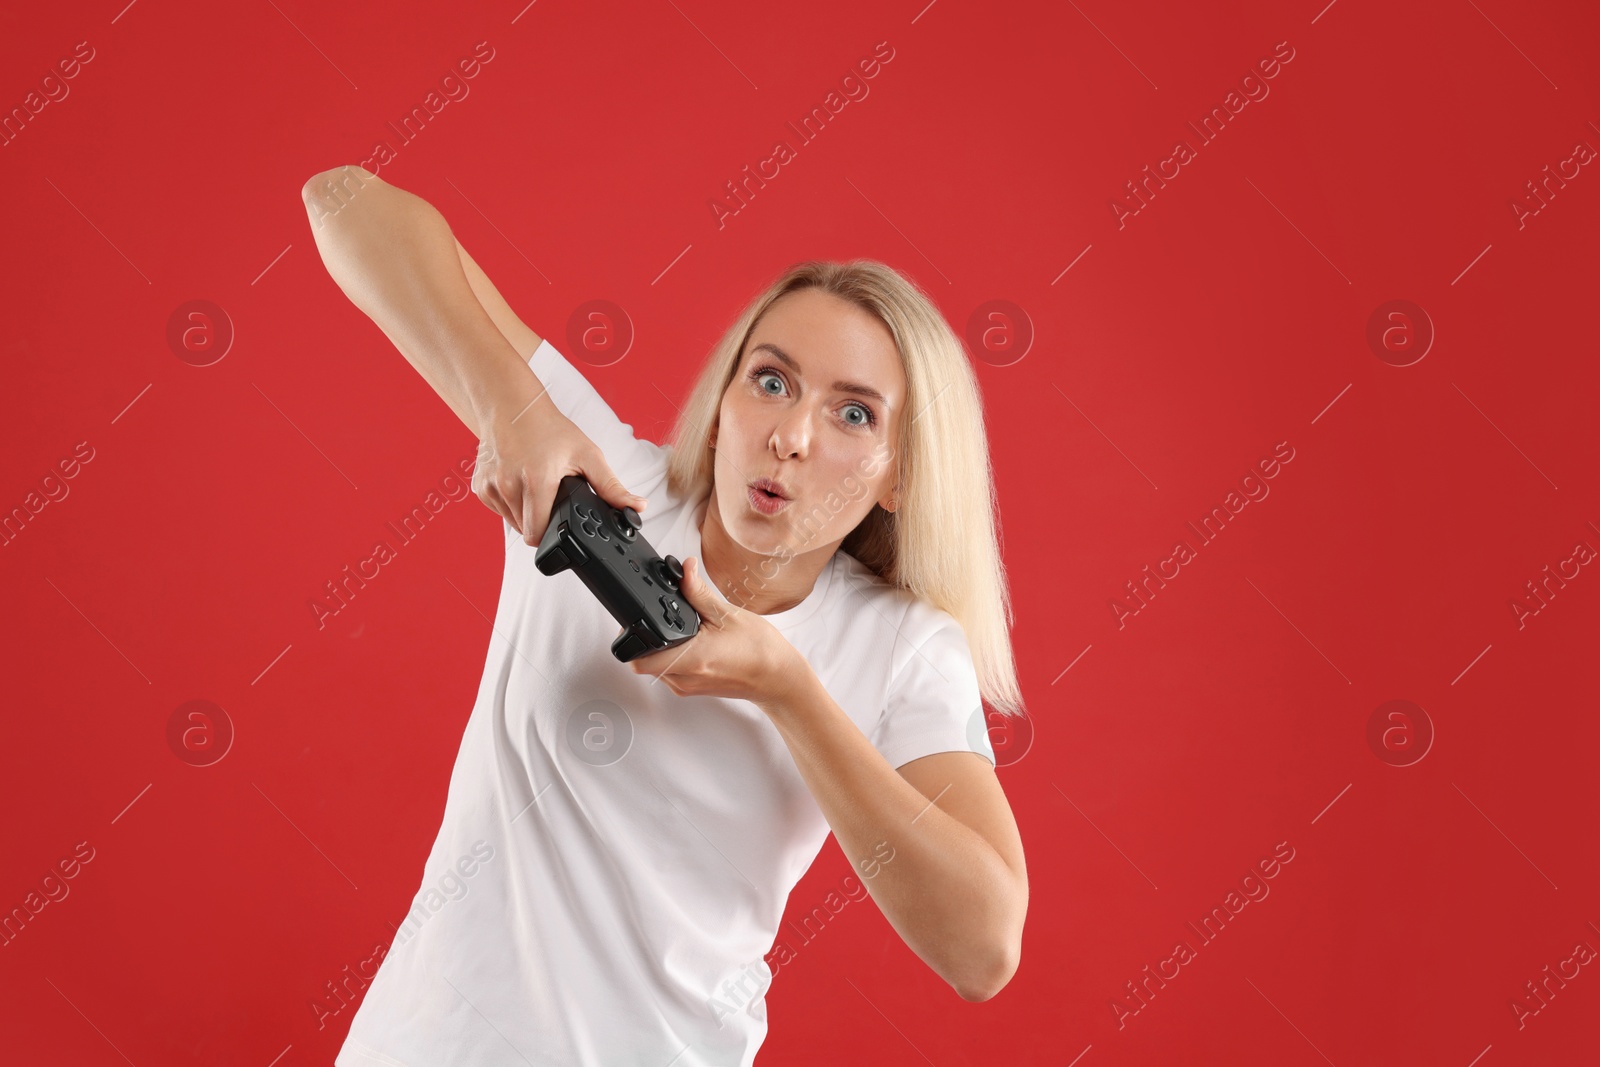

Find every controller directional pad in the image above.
[657,593,685,632]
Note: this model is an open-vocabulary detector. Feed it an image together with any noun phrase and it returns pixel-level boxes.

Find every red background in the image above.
[3,1,1598,1063]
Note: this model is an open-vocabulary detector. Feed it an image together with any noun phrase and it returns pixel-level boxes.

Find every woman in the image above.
[303,165,1028,1067]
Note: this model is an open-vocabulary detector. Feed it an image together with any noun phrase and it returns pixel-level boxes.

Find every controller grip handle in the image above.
[535,526,589,576]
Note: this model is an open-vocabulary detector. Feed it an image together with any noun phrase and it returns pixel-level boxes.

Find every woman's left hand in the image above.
[627,556,805,710]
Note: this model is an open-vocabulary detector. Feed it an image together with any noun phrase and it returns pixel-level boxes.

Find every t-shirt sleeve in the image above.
[501,338,669,544]
[869,603,994,771]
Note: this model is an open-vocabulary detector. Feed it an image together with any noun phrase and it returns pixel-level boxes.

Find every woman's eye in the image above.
[752,366,874,428]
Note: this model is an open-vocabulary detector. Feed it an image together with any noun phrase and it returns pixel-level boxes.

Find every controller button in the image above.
[580,521,597,538]
[662,555,684,586]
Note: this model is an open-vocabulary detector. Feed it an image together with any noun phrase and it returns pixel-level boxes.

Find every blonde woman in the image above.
[303,165,1028,1067]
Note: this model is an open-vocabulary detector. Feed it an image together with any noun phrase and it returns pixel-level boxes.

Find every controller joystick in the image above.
[534,476,701,662]
[616,507,642,540]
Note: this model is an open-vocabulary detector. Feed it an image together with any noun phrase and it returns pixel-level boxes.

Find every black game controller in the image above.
[534,475,701,662]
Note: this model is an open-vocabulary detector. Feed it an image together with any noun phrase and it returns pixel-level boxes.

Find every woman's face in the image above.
[710,288,906,558]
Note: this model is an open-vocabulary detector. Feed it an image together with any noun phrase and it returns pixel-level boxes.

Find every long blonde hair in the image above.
[664,260,1025,718]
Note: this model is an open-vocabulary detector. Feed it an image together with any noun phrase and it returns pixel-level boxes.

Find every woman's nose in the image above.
[769,409,813,458]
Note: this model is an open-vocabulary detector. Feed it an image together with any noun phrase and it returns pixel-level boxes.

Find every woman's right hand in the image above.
[472,401,648,548]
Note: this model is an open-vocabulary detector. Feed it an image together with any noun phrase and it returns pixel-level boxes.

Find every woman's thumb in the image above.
[682,558,727,623]
[589,460,647,513]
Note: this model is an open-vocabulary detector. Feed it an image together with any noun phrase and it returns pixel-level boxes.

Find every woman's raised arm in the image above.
[300,165,541,438]
[299,165,649,543]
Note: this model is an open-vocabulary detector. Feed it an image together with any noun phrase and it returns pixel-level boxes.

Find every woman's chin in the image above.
[722,506,790,551]
[730,523,790,556]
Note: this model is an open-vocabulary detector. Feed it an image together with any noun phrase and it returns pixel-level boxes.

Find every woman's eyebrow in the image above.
[750,342,887,403]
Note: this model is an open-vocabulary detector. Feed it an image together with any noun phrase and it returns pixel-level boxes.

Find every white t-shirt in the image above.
[336,339,993,1067]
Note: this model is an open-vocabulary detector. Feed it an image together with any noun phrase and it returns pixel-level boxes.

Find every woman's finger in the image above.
[531,486,550,550]
[484,481,519,535]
